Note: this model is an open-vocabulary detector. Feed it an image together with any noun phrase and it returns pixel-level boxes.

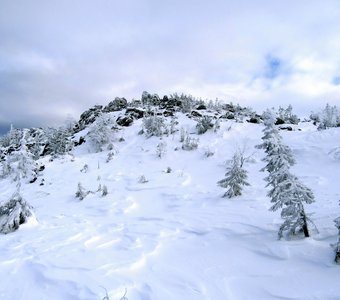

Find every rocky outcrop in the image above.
[76,105,103,131]
[103,97,128,112]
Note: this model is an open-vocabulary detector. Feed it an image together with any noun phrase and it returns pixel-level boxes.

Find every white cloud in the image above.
[0,0,340,129]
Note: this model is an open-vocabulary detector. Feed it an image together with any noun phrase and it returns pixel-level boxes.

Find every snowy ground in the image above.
[1,117,340,300]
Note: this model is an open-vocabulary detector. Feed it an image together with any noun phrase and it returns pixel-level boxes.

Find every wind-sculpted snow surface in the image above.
[0,117,340,299]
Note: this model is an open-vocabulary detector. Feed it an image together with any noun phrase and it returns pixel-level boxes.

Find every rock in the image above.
[279,126,293,131]
[196,104,207,110]
[275,117,285,125]
[77,105,103,131]
[223,104,236,112]
[116,116,133,127]
[103,97,128,112]
[141,91,161,106]
[224,112,235,119]
[74,136,85,147]
[163,109,174,117]
[29,177,37,184]
[159,95,182,109]
[247,117,260,124]
[126,107,145,119]
[191,111,202,117]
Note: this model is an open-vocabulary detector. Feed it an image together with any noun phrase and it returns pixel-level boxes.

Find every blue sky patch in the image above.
[264,55,282,79]
[333,76,340,85]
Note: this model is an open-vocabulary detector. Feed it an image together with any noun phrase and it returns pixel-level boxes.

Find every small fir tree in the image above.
[333,216,340,264]
[318,103,339,129]
[217,152,250,198]
[138,175,148,184]
[256,109,280,155]
[142,112,166,137]
[75,183,88,200]
[0,190,34,234]
[263,138,295,188]
[156,141,167,158]
[102,185,108,197]
[182,135,199,151]
[11,129,37,183]
[196,116,214,134]
[332,207,340,264]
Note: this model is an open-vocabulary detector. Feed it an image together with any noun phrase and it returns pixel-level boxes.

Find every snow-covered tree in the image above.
[87,113,114,152]
[0,156,12,179]
[256,109,280,155]
[75,183,89,200]
[142,112,166,137]
[169,116,178,134]
[318,103,339,129]
[181,134,199,151]
[102,185,108,197]
[138,175,148,184]
[0,191,34,234]
[30,128,46,160]
[46,126,73,157]
[169,93,195,113]
[11,129,37,183]
[333,214,340,264]
[217,152,250,198]
[268,172,315,239]
[263,138,295,187]
[213,118,221,133]
[257,110,315,239]
[278,104,300,125]
[156,141,167,158]
[8,125,23,149]
[196,116,214,134]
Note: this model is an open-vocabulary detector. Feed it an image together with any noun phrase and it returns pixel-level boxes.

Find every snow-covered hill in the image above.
[1,107,340,300]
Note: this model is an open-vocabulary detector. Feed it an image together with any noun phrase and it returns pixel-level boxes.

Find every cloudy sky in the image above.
[1,0,340,133]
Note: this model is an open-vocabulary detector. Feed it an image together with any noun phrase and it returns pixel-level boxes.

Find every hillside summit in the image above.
[0,92,340,299]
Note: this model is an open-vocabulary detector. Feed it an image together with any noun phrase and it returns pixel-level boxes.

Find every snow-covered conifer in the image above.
[334,216,340,264]
[268,170,315,239]
[182,134,199,151]
[45,126,73,157]
[179,127,186,143]
[102,185,108,197]
[213,118,221,133]
[278,105,300,125]
[12,129,37,183]
[0,157,12,179]
[0,191,34,234]
[263,138,295,187]
[80,164,89,173]
[142,112,166,137]
[156,141,167,158]
[196,116,214,134]
[87,113,114,152]
[258,116,316,239]
[75,183,88,200]
[256,109,280,155]
[138,175,148,184]
[318,103,339,129]
[169,116,178,134]
[217,152,250,198]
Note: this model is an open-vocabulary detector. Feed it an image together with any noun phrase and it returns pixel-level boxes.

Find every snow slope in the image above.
[1,116,340,300]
